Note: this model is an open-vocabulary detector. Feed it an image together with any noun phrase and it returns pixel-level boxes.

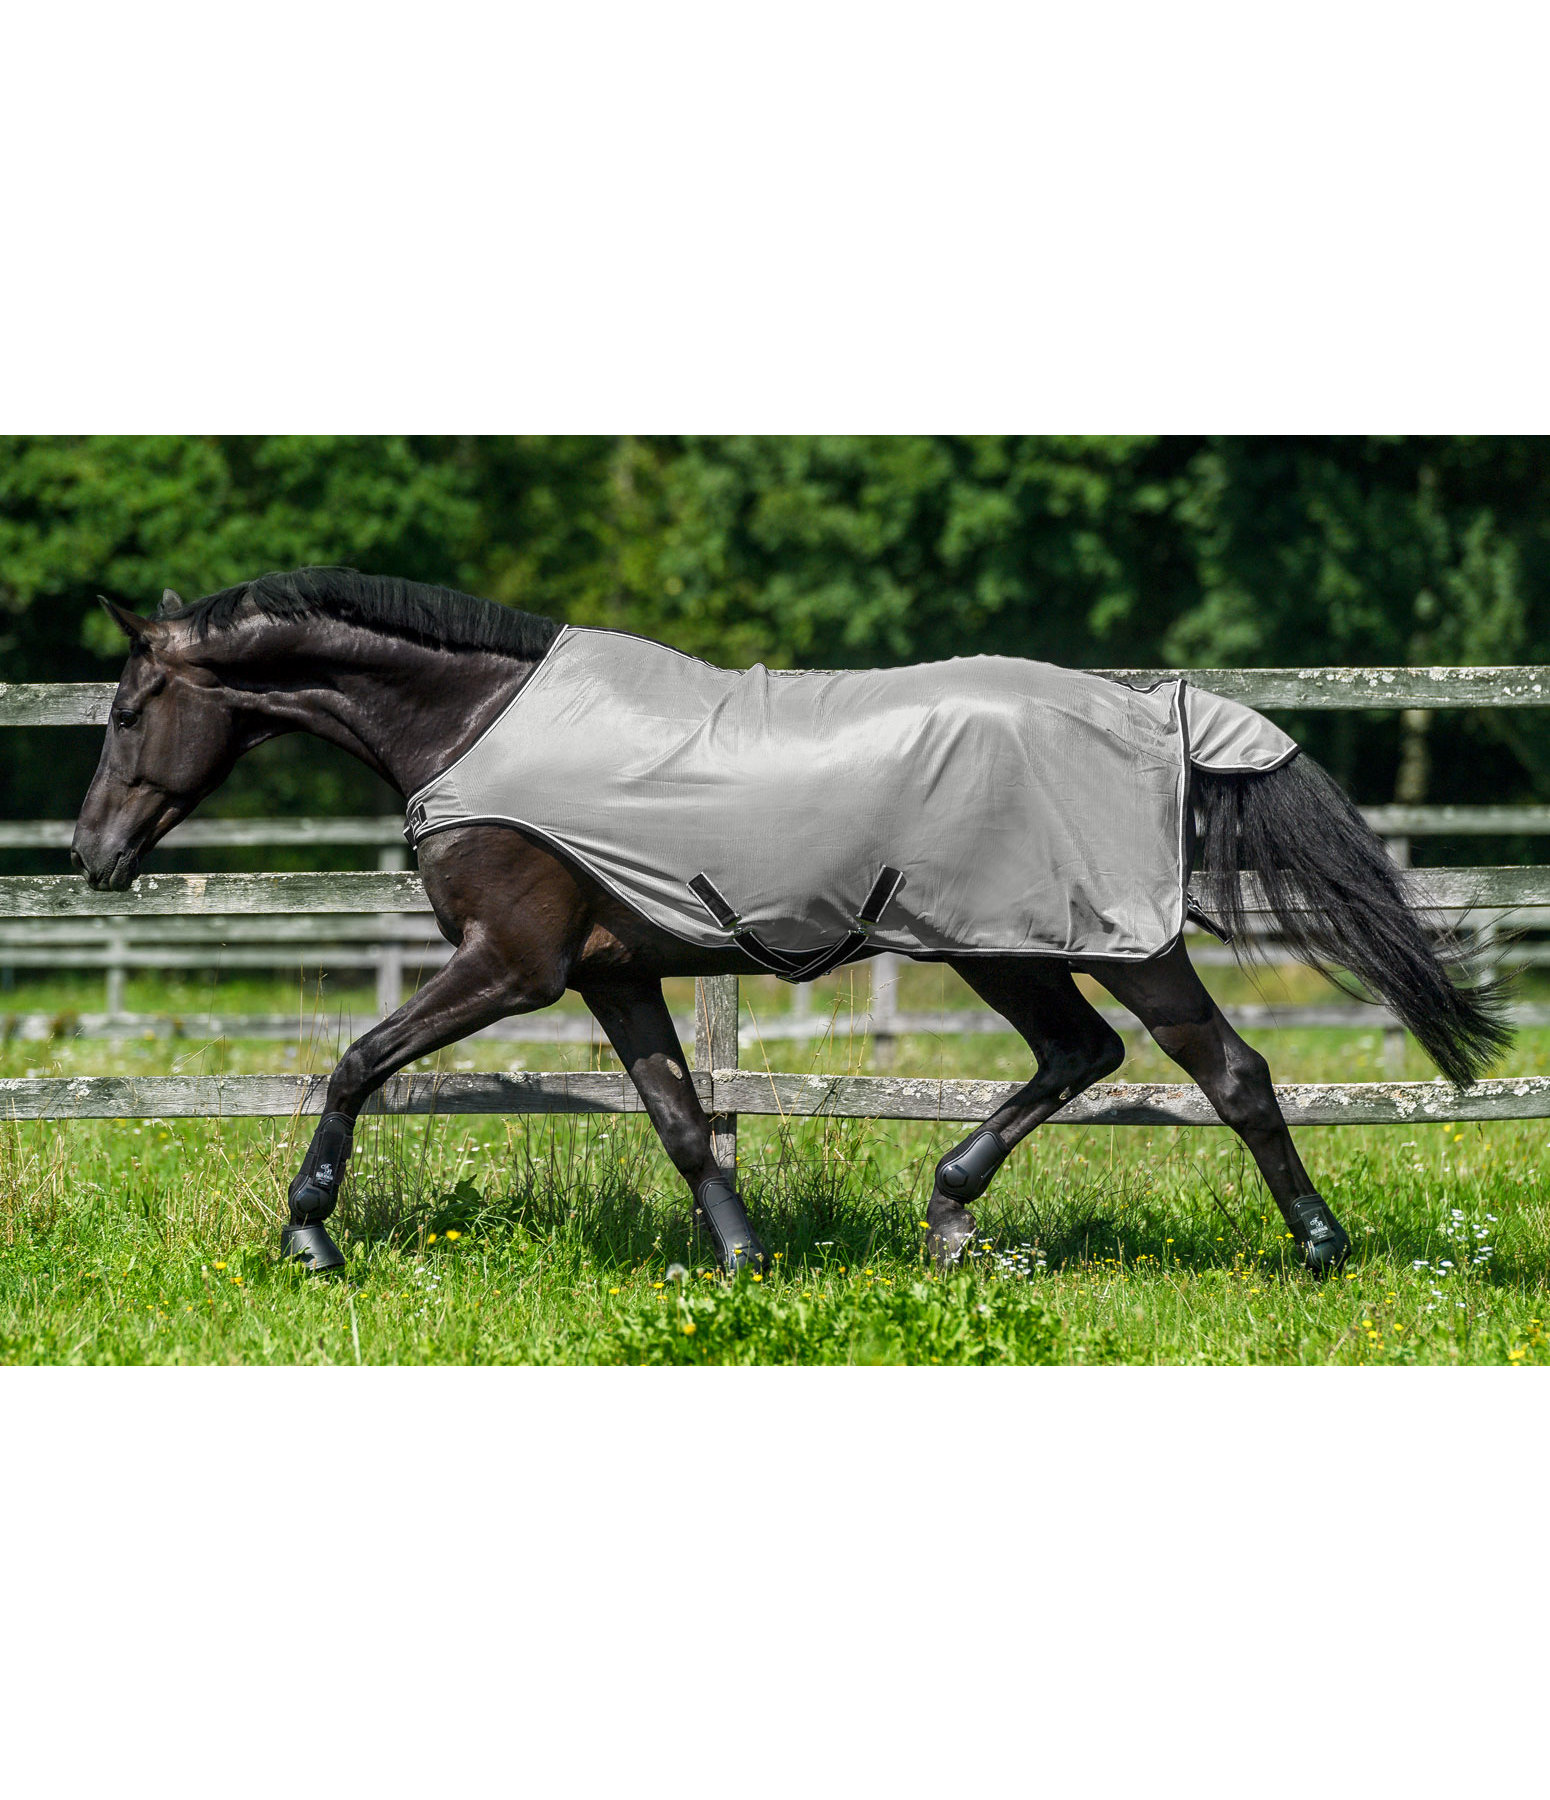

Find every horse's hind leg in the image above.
[1083,941,1351,1275]
[928,959,1126,1262]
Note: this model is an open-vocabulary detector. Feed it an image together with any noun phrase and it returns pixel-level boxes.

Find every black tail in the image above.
[1193,753,1512,1087]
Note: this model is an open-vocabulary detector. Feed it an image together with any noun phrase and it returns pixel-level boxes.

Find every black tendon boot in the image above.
[1286,1193,1351,1277]
[280,1111,354,1273]
[695,1174,767,1274]
[926,1126,1008,1264]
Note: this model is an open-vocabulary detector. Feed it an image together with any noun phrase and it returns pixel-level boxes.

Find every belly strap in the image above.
[687,866,904,984]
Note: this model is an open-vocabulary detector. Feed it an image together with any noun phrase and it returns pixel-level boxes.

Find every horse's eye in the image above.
[115,709,140,731]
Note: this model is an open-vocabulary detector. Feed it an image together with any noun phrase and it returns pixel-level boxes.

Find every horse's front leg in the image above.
[282,931,568,1271]
[581,974,766,1274]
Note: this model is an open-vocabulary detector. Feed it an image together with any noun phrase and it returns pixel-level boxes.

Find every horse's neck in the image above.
[218,621,535,797]
[330,649,532,795]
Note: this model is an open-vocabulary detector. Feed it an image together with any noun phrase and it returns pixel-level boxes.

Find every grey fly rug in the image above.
[405,626,1297,969]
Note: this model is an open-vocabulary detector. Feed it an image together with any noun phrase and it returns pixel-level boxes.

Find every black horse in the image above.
[72,569,1508,1278]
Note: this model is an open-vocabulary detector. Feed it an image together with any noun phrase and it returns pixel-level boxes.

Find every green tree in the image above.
[576,434,1206,669]
[1163,437,1550,797]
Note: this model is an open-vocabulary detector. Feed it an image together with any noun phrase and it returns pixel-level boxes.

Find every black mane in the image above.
[171,567,561,660]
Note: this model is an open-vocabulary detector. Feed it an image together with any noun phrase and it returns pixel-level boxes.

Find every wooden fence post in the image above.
[105,929,126,1016]
[695,975,739,1177]
[871,951,900,1069]
[1381,832,1409,1074]
[375,839,408,1016]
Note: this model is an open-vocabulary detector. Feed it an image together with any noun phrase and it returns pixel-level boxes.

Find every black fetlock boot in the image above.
[695,1174,767,1275]
[1286,1193,1351,1278]
[280,1111,353,1274]
[926,1126,1007,1265]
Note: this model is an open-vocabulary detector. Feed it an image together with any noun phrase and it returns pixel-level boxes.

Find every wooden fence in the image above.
[5,668,1550,1162]
[8,802,1550,1037]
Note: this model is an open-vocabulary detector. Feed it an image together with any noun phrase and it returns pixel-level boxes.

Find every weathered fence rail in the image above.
[0,1068,1546,1129]
[0,811,418,1011]
[0,864,1542,918]
[4,667,1550,1146]
[8,666,1550,726]
[8,803,1545,852]
[0,817,408,850]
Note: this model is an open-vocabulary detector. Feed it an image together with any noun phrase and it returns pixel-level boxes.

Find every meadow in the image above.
[2,959,1547,1366]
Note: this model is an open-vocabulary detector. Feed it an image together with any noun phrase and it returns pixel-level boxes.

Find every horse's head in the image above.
[71,593,248,890]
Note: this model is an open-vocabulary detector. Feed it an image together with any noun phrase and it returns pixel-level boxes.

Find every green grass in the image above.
[4,957,1550,1362]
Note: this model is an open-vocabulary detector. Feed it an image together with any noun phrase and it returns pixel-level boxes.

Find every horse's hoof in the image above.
[281,1221,346,1274]
[723,1233,767,1276]
[927,1213,977,1267]
[1287,1195,1350,1278]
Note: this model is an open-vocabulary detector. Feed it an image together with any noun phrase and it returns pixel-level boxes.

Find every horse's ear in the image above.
[99,598,157,645]
[158,589,184,619]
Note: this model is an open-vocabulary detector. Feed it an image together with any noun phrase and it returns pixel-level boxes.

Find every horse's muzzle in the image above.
[70,840,141,891]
